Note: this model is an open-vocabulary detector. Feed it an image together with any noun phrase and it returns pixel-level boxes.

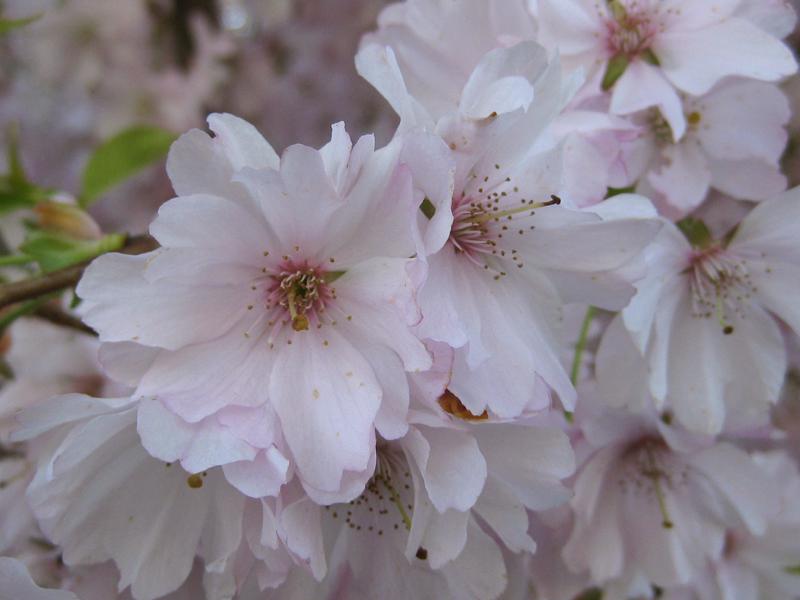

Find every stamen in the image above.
[467,195,561,225]
[687,246,754,335]
[643,445,674,529]
[438,389,488,421]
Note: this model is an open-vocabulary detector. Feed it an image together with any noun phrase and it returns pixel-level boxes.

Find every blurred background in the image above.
[2,0,800,235]
[0,0,397,233]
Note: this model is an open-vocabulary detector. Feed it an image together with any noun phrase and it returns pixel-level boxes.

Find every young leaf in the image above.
[0,125,51,214]
[79,126,176,207]
[19,231,126,272]
[0,14,41,35]
[602,54,629,91]
[677,217,713,249]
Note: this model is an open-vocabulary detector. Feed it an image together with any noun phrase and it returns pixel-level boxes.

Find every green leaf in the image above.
[19,231,126,272]
[79,126,177,207]
[420,197,437,220]
[642,48,660,66]
[602,54,630,91]
[0,125,52,214]
[0,253,35,267]
[0,178,48,214]
[0,14,41,35]
[676,217,713,249]
[0,295,51,334]
[785,565,800,576]
[574,588,603,600]
[606,185,636,198]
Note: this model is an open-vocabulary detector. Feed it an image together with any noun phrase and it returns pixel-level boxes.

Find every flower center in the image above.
[687,246,755,335]
[264,263,335,333]
[324,444,415,540]
[649,108,674,144]
[605,2,658,58]
[448,189,560,280]
[619,437,682,529]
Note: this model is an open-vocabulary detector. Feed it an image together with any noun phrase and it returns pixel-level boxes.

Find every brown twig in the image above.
[32,304,98,337]
[0,234,158,311]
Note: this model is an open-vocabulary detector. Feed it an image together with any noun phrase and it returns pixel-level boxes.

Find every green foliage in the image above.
[0,126,52,215]
[0,14,41,35]
[19,231,126,272]
[606,185,637,198]
[574,588,603,600]
[642,48,661,66]
[676,217,713,249]
[602,54,629,91]
[420,198,437,220]
[79,126,176,207]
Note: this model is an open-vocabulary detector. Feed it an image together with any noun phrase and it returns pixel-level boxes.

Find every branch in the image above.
[33,303,98,336]
[0,234,158,311]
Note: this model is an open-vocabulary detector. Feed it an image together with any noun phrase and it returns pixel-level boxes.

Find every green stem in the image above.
[570,306,596,386]
[0,296,51,332]
[0,254,35,267]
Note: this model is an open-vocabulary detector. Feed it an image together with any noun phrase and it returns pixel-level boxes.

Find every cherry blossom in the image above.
[77,114,440,503]
[623,78,790,218]
[359,36,663,417]
[265,347,575,600]
[563,404,779,593]
[606,187,800,433]
[538,0,797,139]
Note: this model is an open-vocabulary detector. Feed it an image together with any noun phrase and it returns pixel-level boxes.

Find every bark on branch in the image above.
[0,234,158,311]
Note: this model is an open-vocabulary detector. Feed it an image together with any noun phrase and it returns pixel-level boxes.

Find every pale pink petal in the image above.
[620,483,693,586]
[647,142,712,216]
[336,257,432,372]
[319,145,419,266]
[736,0,798,37]
[403,426,487,513]
[0,558,78,600]
[135,322,272,422]
[472,478,536,553]
[666,299,728,434]
[696,80,789,164]
[97,342,158,388]
[440,519,507,600]
[269,328,381,494]
[748,261,800,335]
[657,18,797,96]
[27,408,244,600]
[280,498,326,580]
[165,114,277,204]
[205,113,279,171]
[363,345,410,441]
[731,187,800,263]
[692,443,776,535]
[475,424,575,509]
[459,42,544,119]
[78,253,250,351]
[708,159,787,201]
[137,398,258,473]
[149,194,277,267]
[354,44,433,128]
[611,62,687,140]
[222,448,290,498]
[537,0,605,55]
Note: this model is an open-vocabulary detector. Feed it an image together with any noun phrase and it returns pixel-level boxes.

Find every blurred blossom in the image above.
[219,0,398,151]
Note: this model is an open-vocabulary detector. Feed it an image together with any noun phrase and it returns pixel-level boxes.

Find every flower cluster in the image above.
[1,1,800,599]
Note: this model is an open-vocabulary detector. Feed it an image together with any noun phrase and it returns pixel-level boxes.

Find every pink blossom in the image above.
[605,187,800,433]
[77,114,437,503]
[538,0,797,139]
